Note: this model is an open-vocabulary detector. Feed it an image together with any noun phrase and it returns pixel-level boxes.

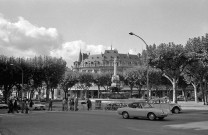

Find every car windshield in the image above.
[34,101,41,104]
[149,98,169,104]
[128,102,153,108]
[141,102,153,108]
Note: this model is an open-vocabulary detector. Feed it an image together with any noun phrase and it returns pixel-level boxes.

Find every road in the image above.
[0,109,208,135]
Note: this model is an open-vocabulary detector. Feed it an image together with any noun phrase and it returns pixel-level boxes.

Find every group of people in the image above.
[62,97,92,111]
[7,97,34,114]
[62,97,79,111]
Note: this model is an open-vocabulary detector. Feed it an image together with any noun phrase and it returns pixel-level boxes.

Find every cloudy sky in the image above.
[0,0,208,67]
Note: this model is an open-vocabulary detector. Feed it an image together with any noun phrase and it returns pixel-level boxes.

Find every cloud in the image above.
[0,16,62,57]
[0,14,108,67]
[128,49,137,54]
[50,40,108,67]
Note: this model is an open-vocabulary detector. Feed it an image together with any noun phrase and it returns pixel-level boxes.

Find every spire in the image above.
[111,44,112,50]
[78,49,82,63]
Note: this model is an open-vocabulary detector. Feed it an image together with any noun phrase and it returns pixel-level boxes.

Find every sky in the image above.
[0,0,208,67]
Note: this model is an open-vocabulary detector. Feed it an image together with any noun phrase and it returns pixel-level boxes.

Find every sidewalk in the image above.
[178,101,208,110]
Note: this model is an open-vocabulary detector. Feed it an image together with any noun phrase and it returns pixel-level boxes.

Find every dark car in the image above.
[0,101,8,109]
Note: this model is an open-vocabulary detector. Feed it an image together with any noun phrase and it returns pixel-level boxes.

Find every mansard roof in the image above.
[76,49,140,64]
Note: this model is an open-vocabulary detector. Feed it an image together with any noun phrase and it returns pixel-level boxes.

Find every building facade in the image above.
[72,49,141,73]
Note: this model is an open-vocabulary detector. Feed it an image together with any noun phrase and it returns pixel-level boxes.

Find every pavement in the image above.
[1,101,208,115]
[177,101,208,110]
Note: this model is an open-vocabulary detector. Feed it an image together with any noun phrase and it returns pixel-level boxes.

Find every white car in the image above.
[0,102,8,109]
[117,101,170,120]
[149,98,182,114]
[33,101,46,110]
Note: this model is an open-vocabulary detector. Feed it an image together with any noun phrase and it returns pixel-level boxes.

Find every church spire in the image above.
[78,49,82,63]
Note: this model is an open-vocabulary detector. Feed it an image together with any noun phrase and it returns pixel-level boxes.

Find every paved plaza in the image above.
[0,102,208,135]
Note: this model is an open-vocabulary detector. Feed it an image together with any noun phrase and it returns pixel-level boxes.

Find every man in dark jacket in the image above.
[8,98,14,113]
[48,99,53,111]
[87,98,92,111]
[13,98,19,113]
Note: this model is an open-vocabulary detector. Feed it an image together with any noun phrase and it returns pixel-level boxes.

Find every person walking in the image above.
[13,98,19,113]
[74,97,78,111]
[62,98,66,111]
[29,100,34,111]
[70,98,74,111]
[87,98,92,111]
[21,98,26,113]
[48,99,53,111]
[25,99,29,114]
[8,98,14,113]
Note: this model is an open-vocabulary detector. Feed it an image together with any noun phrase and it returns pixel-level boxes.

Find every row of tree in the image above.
[1,33,208,104]
[0,56,66,103]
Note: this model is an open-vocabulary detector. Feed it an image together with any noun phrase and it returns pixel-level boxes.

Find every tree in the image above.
[77,72,94,99]
[124,66,146,98]
[177,76,189,101]
[183,34,208,104]
[149,43,187,103]
[41,56,66,101]
[0,56,15,103]
[60,70,78,99]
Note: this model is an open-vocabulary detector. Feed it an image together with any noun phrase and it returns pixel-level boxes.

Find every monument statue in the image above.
[111,57,120,90]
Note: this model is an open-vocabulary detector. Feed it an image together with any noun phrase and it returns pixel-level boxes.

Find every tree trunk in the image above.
[172,78,177,103]
[200,81,205,105]
[182,88,187,102]
[130,86,133,98]
[192,83,198,103]
[98,85,100,98]
[46,84,50,101]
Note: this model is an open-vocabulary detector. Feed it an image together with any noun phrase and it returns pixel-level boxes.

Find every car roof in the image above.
[130,101,147,104]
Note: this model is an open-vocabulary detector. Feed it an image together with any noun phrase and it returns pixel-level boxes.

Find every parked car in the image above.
[0,101,8,109]
[33,101,46,110]
[177,95,185,101]
[117,101,170,120]
[148,98,182,114]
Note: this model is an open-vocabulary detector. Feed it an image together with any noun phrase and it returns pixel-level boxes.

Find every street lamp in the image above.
[10,64,24,100]
[129,32,150,99]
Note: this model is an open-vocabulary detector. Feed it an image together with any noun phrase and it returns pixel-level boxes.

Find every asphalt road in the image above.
[0,110,208,135]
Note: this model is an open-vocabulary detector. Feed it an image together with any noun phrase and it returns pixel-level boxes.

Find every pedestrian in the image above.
[13,98,19,113]
[7,98,14,113]
[86,98,92,111]
[21,98,26,113]
[62,98,66,111]
[29,100,34,111]
[74,97,78,111]
[70,98,74,111]
[48,99,53,111]
[25,99,29,114]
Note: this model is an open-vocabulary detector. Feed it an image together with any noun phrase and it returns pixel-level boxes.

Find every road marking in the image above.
[126,127,162,134]
[165,121,208,130]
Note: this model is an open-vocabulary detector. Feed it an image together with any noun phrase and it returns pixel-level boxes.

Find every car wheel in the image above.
[122,111,129,119]
[172,107,180,114]
[158,117,165,120]
[148,113,156,121]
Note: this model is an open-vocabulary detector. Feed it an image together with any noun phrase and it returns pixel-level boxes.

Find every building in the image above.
[72,48,141,73]
[70,48,143,99]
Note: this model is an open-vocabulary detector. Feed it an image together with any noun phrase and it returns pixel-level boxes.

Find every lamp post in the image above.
[129,32,150,99]
[10,64,24,100]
